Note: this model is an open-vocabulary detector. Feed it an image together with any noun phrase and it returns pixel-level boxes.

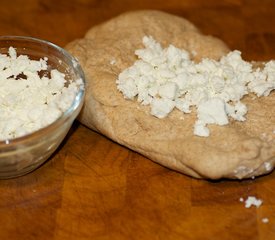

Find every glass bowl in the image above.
[0,36,85,179]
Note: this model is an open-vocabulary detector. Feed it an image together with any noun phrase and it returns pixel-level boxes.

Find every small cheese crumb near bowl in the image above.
[0,36,85,179]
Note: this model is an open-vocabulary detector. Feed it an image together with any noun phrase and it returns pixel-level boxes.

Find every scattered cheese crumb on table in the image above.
[243,196,263,208]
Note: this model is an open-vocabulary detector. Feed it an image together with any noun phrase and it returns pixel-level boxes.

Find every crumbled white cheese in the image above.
[233,165,254,178]
[116,36,275,137]
[264,162,272,171]
[194,120,209,137]
[262,218,269,223]
[151,98,175,118]
[243,196,263,208]
[0,47,83,140]
[197,98,229,126]
[110,59,116,65]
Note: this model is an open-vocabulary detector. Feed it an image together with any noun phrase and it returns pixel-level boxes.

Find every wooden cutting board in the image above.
[0,0,275,239]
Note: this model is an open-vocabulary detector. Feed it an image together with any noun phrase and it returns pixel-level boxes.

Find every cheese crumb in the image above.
[262,218,269,223]
[243,196,263,208]
[151,98,175,118]
[264,162,272,171]
[0,47,83,140]
[110,59,116,65]
[117,36,275,137]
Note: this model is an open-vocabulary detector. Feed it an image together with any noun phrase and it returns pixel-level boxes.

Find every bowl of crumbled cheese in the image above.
[0,36,85,178]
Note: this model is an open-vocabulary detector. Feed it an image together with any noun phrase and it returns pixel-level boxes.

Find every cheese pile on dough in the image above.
[117,36,275,137]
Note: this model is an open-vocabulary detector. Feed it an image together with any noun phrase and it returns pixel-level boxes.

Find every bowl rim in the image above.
[0,35,85,148]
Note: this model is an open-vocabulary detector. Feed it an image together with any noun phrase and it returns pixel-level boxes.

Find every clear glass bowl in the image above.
[0,36,85,179]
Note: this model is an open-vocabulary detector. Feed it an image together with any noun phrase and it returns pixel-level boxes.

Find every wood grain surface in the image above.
[1,0,275,239]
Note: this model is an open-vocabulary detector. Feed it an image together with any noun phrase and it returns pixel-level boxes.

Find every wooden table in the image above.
[1,0,275,239]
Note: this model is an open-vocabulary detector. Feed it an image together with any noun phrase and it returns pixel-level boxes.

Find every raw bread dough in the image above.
[66,10,275,179]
